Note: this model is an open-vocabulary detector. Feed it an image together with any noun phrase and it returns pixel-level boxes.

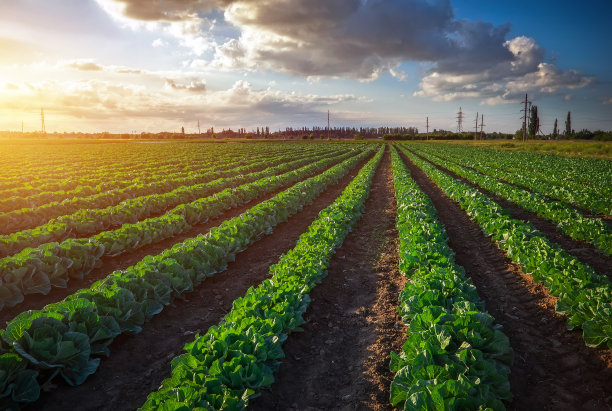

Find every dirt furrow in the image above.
[29,154,373,411]
[408,149,612,279]
[0,155,363,324]
[399,150,612,411]
[251,147,406,411]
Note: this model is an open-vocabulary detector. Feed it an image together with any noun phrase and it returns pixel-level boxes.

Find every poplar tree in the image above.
[528,105,539,138]
[565,111,572,136]
[552,118,558,139]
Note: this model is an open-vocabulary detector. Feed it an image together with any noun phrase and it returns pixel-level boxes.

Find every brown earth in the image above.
[28,154,373,411]
[251,146,406,411]
[399,149,612,411]
[410,149,612,279]
[0,152,355,325]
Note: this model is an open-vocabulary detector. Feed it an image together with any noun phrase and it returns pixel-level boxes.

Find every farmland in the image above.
[0,139,610,410]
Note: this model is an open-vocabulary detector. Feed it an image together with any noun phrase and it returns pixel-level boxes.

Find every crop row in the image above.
[0,145,300,215]
[0,142,319,196]
[410,146,612,256]
[421,145,611,214]
[0,158,212,210]
[0,146,374,408]
[141,146,384,410]
[0,145,336,235]
[0,148,357,258]
[0,144,206,193]
[0,149,362,310]
[389,146,512,410]
[399,146,612,349]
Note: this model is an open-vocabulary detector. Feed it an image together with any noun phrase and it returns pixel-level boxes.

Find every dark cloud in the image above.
[98,0,594,101]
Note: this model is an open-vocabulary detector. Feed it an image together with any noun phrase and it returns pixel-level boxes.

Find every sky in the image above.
[1,0,611,134]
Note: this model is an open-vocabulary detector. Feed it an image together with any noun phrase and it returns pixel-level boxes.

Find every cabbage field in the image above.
[0,140,610,410]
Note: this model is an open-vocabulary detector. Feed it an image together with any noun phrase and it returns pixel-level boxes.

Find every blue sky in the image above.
[1,0,610,133]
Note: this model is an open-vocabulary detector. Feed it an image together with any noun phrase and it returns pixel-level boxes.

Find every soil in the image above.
[31,153,372,411]
[0,153,355,325]
[251,147,406,411]
[399,150,612,411]
[408,149,612,280]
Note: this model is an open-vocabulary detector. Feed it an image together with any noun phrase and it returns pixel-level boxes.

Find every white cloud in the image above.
[152,38,167,47]
[0,77,362,131]
[415,36,592,104]
[64,59,104,71]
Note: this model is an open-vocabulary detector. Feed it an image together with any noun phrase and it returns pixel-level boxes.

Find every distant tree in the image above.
[574,129,594,140]
[565,111,572,136]
[528,105,539,138]
[181,126,185,135]
[552,118,558,139]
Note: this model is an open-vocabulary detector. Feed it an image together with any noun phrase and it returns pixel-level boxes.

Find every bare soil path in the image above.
[399,150,612,411]
[252,147,406,411]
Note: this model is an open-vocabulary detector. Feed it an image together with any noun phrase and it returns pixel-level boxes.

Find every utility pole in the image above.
[21,120,23,134]
[456,107,464,132]
[480,114,485,139]
[426,116,429,140]
[474,112,479,140]
[197,120,200,135]
[40,108,46,134]
[521,94,529,142]
[327,110,330,139]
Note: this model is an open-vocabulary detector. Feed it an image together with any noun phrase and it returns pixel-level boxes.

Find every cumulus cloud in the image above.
[152,38,168,47]
[165,78,207,92]
[95,0,216,56]
[94,0,594,102]
[603,97,612,105]
[62,59,143,75]
[96,0,512,80]
[65,59,104,71]
[0,78,360,130]
[415,36,592,103]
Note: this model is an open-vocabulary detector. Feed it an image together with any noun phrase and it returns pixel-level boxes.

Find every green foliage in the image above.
[0,149,362,310]
[412,145,612,254]
[141,147,384,409]
[528,105,539,138]
[388,146,512,410]
[400,145,612,350]
[0,147,377,407]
